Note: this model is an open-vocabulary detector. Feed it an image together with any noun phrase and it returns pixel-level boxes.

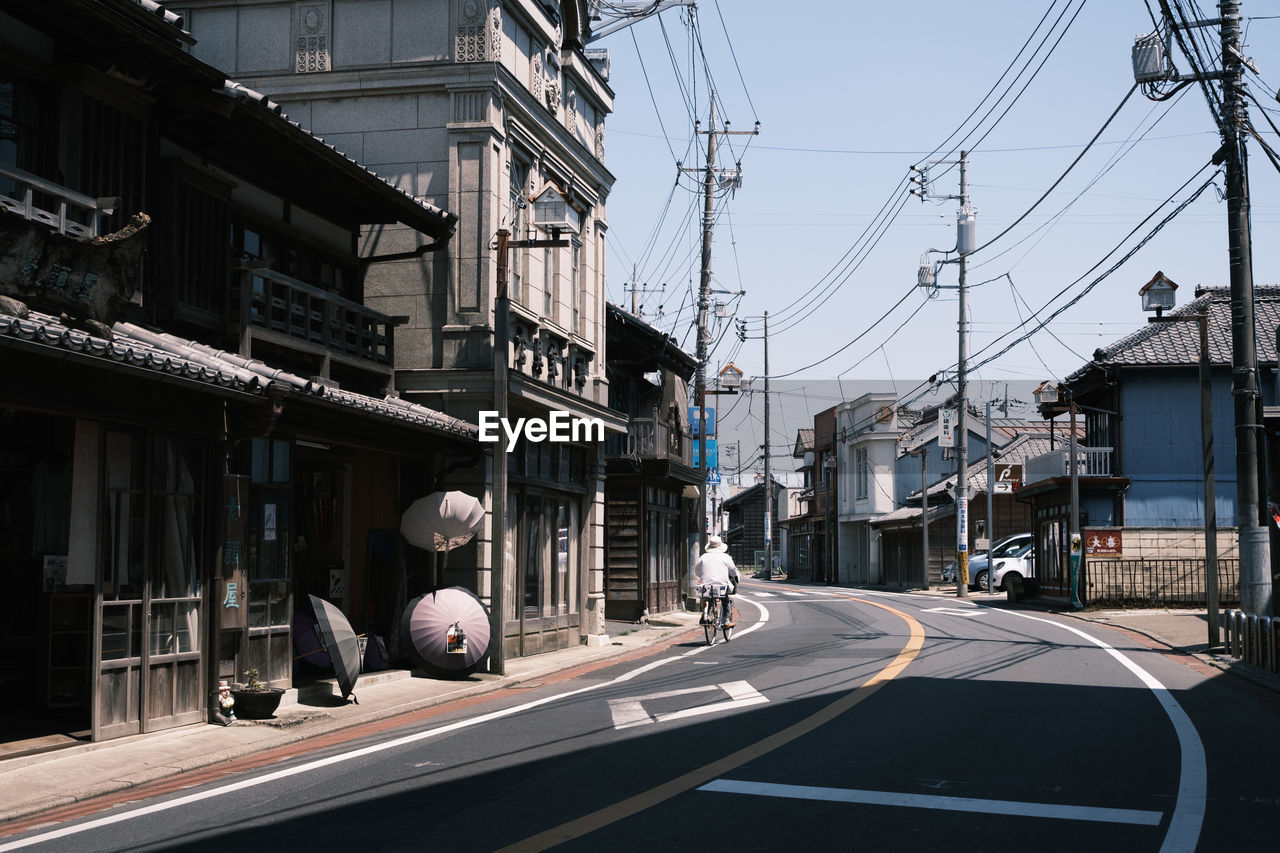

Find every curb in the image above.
[0,618,704,826]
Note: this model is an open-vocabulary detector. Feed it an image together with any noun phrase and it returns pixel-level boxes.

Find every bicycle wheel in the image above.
[722,623,733,642]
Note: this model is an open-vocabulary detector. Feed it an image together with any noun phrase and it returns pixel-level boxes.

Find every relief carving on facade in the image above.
[456,0,496,62]
[595,121,605,160]
[295,3,330,73]
[531,53,543,100]
[489,5,503,61]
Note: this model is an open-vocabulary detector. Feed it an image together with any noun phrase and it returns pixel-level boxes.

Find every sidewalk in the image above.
[0,611,703,825]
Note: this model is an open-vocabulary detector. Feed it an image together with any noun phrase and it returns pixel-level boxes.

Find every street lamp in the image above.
[1146,300,1218,649]
[1035,381,1082,610]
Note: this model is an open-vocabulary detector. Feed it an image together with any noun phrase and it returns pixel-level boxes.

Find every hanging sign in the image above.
[220,474,249,630]
[693,438,719,469]
[938,408,956,448]
[689,406,716,436]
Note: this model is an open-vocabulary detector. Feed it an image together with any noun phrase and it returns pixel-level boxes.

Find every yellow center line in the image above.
[499,593,925,852]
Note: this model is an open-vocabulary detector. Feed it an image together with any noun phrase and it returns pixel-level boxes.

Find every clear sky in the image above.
[591,0,1280,418]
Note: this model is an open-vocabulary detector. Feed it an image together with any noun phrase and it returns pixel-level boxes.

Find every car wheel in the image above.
[1001,572,1022,593]
[973,569,990,592]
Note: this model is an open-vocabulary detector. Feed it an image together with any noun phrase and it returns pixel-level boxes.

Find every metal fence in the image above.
[1085,558,1240,607]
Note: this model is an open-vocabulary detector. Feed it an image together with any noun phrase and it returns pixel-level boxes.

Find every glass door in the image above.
[95,431,205,740]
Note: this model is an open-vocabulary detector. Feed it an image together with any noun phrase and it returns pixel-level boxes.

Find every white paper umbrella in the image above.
[400,491,486,588]
[400,491,485,551]
[402,586,491,678]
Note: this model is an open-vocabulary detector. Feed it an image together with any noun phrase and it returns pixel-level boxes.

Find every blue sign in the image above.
[693,438,719,469]
[706,467,721,485]
[689,406,716,436]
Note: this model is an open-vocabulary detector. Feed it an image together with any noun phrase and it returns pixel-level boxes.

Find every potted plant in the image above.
[229,668,285,719]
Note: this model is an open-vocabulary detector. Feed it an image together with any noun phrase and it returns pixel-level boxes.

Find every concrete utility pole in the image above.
[954,151,972,600]
[912,151,975,599]
[688,96,758,565]
[763,310,773,578]
[695,99,717,555]
[1218,1,1272,615]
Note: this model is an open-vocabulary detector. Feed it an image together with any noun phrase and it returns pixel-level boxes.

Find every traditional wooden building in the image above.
[0,0,477,749]
[602,304,699,620]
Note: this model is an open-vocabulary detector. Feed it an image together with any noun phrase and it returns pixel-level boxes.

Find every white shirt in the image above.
[694,550,740,587]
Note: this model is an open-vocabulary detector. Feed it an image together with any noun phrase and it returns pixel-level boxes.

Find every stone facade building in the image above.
[179,1,622,658]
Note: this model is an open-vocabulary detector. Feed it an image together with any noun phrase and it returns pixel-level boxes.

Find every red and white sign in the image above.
[1085,529,1123,557]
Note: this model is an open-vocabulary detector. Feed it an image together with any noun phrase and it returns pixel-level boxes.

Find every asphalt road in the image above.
[4,581,1278,852]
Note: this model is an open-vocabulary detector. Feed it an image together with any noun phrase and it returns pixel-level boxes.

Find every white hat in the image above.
[705,535,727,552]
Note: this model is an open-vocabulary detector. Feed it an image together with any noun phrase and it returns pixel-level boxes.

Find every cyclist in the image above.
[694,535,740,627]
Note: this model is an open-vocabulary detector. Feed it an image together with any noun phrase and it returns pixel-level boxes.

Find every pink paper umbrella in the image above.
[403,586,491,678]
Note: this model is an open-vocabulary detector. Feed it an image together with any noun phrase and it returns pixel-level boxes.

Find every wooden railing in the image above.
[605,417,688,463]
[0,163,113,237]
[238,267,394,366]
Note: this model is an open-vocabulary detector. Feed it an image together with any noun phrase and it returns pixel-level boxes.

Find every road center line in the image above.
[697,778,1163,826]
[499,595,925,853]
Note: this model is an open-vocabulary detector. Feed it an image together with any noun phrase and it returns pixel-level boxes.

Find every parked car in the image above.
[941,532,1034,591]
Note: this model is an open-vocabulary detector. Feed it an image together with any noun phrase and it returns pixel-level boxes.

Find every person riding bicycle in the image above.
[694,535,740,627]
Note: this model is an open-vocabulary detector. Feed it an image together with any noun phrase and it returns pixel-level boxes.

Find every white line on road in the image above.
[608,681,769,729]
[697,779,1163,826]
[921,607,988,616]
[0,597,772,852]
[997,609,1206,853]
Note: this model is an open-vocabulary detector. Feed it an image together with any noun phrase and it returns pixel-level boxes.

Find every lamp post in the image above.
[1036,382,1082,610]
[1146,300,1218,648]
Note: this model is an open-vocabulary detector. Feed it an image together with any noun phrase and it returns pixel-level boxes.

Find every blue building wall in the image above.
[894,429,991,506]
[1119,366,1240,527]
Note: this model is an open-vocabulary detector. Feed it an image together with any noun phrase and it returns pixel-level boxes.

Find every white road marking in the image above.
[608,681,768,729]
[998,609,1206,853]
[0,596,772,852]
[750,591,778,597]
[922,607,988,616]
[698,779,1162,826]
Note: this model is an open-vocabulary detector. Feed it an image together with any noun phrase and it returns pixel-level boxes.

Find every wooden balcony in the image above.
[0,163,114,238]
[235,266,395,384]
[606,417,689,464]
[1025,446,1113,483]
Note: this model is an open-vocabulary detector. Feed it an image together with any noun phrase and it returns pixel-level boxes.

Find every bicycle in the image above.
[696,582,734,645]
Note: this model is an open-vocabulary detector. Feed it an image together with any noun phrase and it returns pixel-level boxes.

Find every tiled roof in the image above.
[0,304,477,439]
[1072,285,1280,377]
[219,82,458,237]
[963,433,1057,492]
[794,429,815,455]
[132,0,185,29]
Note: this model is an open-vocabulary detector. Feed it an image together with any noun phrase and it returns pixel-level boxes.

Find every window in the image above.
[510,157,530,302]
[543,246,555,317]
[571,240,581,333]
[0,65,59,194]
[856,447,869,500]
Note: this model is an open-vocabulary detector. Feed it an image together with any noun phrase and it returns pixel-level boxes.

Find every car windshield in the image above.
[991,536,1031,558]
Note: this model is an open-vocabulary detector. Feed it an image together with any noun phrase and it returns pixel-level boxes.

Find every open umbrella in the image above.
[402,586,491,678]
[308,594,361,704]
[400,490,486,587]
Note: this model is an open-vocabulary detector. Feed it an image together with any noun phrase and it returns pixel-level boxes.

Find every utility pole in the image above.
[763,311,772,578]
[912,150,976,600]
[694,99,717,557]
[955,152,973,600]
[1219,1,1271,615]
[687,95,758,569]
